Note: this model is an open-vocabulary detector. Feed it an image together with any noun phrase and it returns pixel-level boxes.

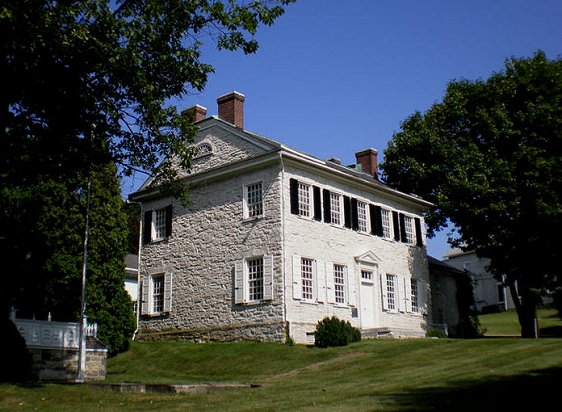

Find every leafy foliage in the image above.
[0,0,293,354]
[314,316,361,348]
[381,51,562,337]
[1,0,294,188]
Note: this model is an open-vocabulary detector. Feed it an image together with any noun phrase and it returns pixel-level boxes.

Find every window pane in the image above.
[298,183,310,217]
[246,182,263,218]
[404,216,414,243]
[361,270,373,281]
[248,257,264,301]
[301,258,314,300]
[152,275,165,313]
[411,279,419,312]
[386,274,396,310]
[334,264,346,304]
[381,209,392,238]
[357,201,368,232]
[330,193,341,225]
[154,208,167,239]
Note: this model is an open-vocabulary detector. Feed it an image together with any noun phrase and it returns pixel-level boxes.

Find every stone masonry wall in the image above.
[139,163,286,342]
[29,348,107,382]
[282,164,430,344]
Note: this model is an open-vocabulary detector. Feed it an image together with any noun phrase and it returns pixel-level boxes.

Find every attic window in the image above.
[195,143,213,158]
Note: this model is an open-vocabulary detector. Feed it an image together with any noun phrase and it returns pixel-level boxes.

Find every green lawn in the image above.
[480,308,562,337]
[2,337,562,411]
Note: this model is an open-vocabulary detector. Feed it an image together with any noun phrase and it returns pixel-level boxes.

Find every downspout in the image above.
[127,199,142,340]
[279,152,289,341]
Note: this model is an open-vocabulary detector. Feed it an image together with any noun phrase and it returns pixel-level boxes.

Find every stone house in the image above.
[129,91,433,344]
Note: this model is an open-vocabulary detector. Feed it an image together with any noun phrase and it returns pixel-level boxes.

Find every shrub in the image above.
[314,316,361,348]
[426,327,448,338]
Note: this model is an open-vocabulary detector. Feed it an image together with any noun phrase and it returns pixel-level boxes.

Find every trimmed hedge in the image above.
[314,316,361,348]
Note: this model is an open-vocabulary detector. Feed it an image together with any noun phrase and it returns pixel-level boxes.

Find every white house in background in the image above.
[444,249,516,312]
[129,91,433,344]
[124,253,139,319]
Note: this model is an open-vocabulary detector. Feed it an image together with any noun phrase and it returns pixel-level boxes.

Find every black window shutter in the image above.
[415,217,424,246]
[375,206,384,236]
[289,179,299,215]
[165,205,173,238]
[350,198,359,230]
[399,213,407,243]
[143,210,153,244]
[323,189,331,223]
[343,196,352,228]
[369,204,378,236]
[313,186,322,221]
[392,211,400,241]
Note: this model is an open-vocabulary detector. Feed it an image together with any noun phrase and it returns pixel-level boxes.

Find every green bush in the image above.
[314,316,361,348]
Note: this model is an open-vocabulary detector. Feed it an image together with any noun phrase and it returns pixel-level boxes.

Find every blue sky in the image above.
[122,0,562,259]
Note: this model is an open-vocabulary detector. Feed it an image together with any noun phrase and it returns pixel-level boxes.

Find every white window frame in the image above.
[243,181,264,219]
[234,255,273,304]
[357,200,369,233]
[403,215,415,244]
[301,257,315,301]
[247,257,264,301]
[333,264,347,305]
[381,208,392,239]
[383,274,397,312]
[330,192,342,226]
[141,272,172,316]
[297,182,311,218]
[153,207,167,241]
[410,278,419,313]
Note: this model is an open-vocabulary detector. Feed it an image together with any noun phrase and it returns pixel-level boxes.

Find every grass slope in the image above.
[480,308,562,337]
[2,338,562,411]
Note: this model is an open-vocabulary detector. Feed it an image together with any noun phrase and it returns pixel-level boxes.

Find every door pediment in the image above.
[355,250,383,265]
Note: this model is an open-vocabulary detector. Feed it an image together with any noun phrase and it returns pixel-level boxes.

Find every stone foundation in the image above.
[137,321,286,343]
[29,347,108,382]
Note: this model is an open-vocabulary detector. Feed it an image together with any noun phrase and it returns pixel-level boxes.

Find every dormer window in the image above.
[195,142,213,158]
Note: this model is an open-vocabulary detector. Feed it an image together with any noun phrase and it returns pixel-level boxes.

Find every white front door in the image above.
[360,270,376,328]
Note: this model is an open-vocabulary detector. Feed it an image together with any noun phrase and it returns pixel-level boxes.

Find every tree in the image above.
[0,0,293,355]
[1,0,294,189]
[381,51,562,338]
[85,162,136,355]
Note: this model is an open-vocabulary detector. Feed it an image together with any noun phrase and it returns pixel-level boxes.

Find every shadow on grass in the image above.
[389,366,562,411]
[540,326,562,337]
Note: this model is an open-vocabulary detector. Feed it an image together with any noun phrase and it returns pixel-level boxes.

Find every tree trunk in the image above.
[509,280,538,338]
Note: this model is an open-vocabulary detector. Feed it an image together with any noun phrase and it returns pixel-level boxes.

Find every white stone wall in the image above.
[281,164,430,344]
[139,164,286,341]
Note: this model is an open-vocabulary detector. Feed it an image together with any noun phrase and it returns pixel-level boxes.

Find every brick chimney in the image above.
[217,91,245,129]
[181,104,207,123]
[355,148,378,179]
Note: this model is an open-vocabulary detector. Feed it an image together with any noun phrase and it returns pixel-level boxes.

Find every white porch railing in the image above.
[10,309,98,350]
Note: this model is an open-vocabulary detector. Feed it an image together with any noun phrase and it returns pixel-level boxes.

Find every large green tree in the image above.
[1,0,293,355]
[381,51,562,338]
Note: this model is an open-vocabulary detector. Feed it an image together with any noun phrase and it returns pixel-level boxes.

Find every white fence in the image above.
[11,311,98,350]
